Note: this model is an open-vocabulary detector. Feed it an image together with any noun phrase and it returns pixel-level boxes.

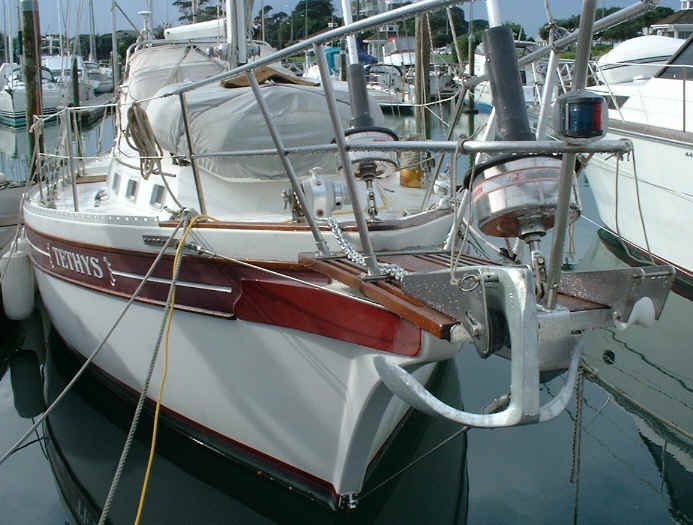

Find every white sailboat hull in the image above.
[24,189,456,507]
[0,84,62,126]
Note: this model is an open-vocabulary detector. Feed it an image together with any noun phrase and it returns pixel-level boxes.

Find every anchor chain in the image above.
[326,216,408,280]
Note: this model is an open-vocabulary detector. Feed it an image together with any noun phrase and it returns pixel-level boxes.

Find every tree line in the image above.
[173,0,493,54]
[539,6,674,42]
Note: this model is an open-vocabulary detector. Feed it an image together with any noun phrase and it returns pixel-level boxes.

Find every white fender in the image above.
[1,237,36,321]
[614,296,656,331]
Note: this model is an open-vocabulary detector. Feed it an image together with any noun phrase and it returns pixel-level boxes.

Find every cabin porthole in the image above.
[150,184,165,208]
[112,172,121,194]
[125,179,138,201]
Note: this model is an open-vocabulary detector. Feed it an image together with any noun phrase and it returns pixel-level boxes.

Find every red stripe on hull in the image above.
[598,228,693,300]
[236,277,421,356]
[26,226,420,356]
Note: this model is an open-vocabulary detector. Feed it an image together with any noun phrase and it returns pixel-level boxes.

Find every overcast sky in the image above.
[24,0,681,39]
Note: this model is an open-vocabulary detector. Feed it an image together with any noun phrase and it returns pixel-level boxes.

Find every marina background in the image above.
[0,106,690,523]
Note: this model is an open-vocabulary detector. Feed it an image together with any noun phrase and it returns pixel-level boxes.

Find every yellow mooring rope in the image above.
[133,214,216,525]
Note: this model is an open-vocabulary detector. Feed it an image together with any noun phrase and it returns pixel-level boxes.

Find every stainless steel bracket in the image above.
[376,266,583,427]
[559,266,675,323]
[400,267,492,356]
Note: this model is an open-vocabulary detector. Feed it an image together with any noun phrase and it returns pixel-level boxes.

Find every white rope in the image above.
[97,217,188,525]
[0,217,186,468]
[630,150,654,263]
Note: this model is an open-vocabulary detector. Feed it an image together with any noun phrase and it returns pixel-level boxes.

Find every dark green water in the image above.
[0,106,691,524]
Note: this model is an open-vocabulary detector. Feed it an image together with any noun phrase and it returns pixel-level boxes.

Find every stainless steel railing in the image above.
[39,0,639,283]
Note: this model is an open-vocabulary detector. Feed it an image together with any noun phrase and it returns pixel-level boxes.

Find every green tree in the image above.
[395,7,467,48]
[291,0,336,39]
[539,6,674,41]
[452,28,485,63]
[505,22,529,41]
[173,0,218,23]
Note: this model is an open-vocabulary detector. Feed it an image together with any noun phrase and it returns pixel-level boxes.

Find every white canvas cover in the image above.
[126,45,226,105]
[146,81,385,181]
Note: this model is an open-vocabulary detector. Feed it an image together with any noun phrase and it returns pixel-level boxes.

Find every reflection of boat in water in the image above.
[579,231,693,437]
[43,329,468,524]
[0,120,61,160]
[636,415,693,525]
[578,231,693,524]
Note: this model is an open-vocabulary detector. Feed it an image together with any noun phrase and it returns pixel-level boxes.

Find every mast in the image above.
[111,1,119,93]
[6,1,13,63]
[226,0,247,67]
[2,1,6,63]
[236,0,247,64]
[339,0,358,64]
[88,0,96,61]
[414,14,430,139]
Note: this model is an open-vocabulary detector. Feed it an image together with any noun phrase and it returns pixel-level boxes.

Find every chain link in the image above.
[326,217,408,281]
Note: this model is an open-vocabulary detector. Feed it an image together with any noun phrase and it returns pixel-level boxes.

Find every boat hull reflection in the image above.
[43,328,469,524]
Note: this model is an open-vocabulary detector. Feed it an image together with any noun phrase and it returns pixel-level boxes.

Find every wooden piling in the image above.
[20,0,42,178]
[71,56,80,107]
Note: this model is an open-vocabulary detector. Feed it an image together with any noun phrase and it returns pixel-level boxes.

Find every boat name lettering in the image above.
[50,247,104,279]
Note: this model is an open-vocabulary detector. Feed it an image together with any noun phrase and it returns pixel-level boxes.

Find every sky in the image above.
[22,0,682,39]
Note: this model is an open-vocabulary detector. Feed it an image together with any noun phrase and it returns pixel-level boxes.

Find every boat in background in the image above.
[468,40,543,113]
[595,34,685,85]
[382,36,416,67]
[84,62,114,94]
[587,36,693,287]
[0,65,62,127]
[41,55,95,106]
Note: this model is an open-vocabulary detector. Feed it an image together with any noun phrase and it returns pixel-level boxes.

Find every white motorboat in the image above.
[594,35,685,85]
[0,64,62,127]
[15,0,674,513]
[587,36,693,286]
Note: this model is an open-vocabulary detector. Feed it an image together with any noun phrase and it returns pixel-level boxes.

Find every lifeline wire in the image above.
[360,393,510,501]
[0,217,186,469]
[97,215,194,525]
